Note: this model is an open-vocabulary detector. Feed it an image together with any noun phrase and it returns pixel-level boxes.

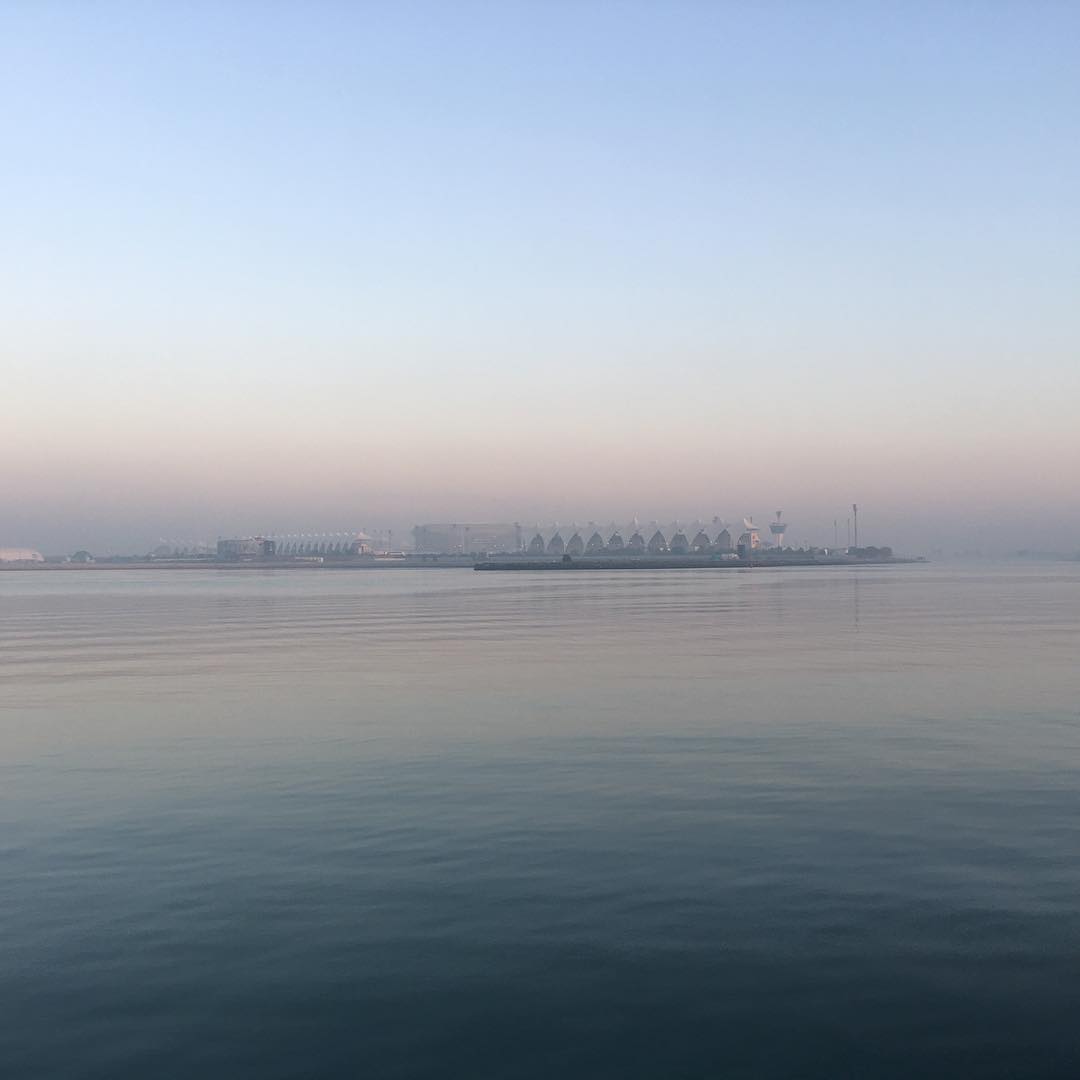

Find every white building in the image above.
[0,547,45,563]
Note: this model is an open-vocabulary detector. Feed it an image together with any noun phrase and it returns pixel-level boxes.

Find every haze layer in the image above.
[3,3,1078,553]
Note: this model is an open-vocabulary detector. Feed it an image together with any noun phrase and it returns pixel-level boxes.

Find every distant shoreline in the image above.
[476,556,919,571]
[2,555,921,572]
[0,558,476,571]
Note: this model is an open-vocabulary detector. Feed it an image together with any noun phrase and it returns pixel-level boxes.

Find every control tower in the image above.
[769,511,788,550]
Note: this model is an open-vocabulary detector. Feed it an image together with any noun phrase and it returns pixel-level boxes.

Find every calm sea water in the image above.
[2,563,1079,1078]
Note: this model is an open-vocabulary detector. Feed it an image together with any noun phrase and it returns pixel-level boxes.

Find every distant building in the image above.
[413,523,520,555]
[736,528,762,556]
[0,547,44,564]
[270,534,371,557]
[410,514,787,558]
[769,511,789,550]
[217,537,275,559]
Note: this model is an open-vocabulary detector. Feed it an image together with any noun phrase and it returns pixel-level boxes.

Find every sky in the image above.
[2,1,1078,554]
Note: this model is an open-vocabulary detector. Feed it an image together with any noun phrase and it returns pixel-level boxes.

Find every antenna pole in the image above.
[852,503,859,549]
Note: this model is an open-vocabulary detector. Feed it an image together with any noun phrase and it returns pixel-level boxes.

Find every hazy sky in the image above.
[3,2,1078,553]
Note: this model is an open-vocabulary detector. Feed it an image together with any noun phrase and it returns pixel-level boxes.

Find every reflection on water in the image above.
[2,564,1080,1078]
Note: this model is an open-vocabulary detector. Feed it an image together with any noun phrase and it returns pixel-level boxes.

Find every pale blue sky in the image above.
[3,2,1078,552]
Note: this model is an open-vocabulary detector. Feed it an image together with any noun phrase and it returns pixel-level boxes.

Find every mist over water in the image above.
[3,564,1080,1078]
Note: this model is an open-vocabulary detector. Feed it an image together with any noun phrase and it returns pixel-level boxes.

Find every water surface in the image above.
[2,564,1079,1077]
